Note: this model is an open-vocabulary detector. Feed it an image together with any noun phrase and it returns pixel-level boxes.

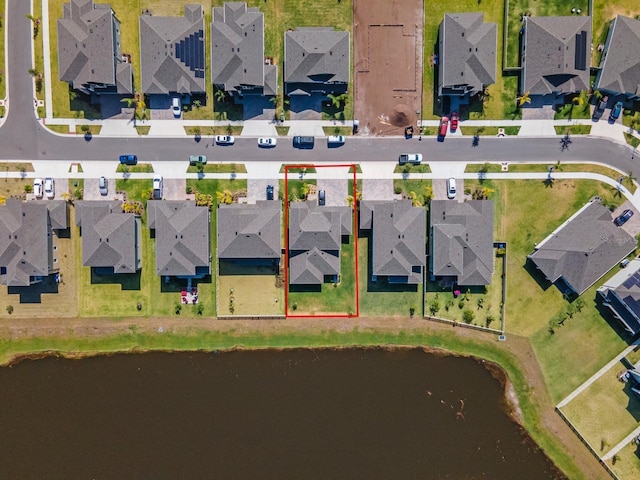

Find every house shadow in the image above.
[8,275,59,303]
[219,260,279,276]
[622,382,640,421]
[240,96,275,121]
[595,298,640,344]
[90,268,141,290]
[289,94,323,120]
[524,258,554,291]
[160,274,211,293]
[289,284,322,293]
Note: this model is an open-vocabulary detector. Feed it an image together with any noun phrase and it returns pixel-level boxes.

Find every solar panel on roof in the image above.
[197,39,204,69]
[191,35,196,71]
[574,31,587,70]
[176,43,181,58]
[195,70,204,78]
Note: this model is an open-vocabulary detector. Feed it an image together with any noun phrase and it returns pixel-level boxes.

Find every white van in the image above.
[447,178,457,199]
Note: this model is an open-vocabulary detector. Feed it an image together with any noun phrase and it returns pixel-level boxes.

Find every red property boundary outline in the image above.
[284,164,359,318]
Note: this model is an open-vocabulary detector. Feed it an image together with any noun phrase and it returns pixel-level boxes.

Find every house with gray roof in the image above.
[288,201,352,285]
[438,13,497,97]
[217,201,281,261]
[57,0,132,95]
[0,199,68,287]
[147,201,210,277]
[597,258,640,336]
[284,27,349,96]
[594,15,640,101]
[75,201,141,274]
[211,2,277,97]
[139,5,206,95]
[528,200,635,295]
[430,200,494,286]
[360,200,425,284]
[521,16,591,97]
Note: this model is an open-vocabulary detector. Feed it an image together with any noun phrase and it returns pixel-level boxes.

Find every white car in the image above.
[215,135,235,145]
[44,177,55,199]
[33,178,43,198]
[153,176,163,199]
[447,178,457,199]
[171,96,181,118]
[398,153,422,165]
[258,137,277,148]
[327,135,345,145]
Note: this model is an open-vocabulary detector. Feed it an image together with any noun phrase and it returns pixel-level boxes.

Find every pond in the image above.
[0,348,564,479]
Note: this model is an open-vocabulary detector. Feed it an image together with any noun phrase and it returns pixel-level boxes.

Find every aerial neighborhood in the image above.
[4,0,640,477]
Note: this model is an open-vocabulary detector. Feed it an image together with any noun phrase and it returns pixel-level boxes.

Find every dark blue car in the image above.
[609,101,623,123]
[614,209,634,226]
[119,154,137,165]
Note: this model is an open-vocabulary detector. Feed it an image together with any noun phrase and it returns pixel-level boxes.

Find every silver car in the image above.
[44,178,55,199]
[99,176,108,196]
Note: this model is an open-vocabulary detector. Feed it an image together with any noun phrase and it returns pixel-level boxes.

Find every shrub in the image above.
[136,302,142,311]
[174,303,182,315]
[429,299,440,315]
[409,305,416,317]
[6,305,13,314]
[394,186,402,194]
[462,309,474,324]
[24,184,32,193]
[485,315,495,328]
[196,303,204,315]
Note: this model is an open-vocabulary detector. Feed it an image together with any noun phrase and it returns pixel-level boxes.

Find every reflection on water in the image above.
[0,349,564,479]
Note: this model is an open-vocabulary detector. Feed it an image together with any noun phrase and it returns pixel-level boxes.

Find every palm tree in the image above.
[300,183,311,199]
[327,93,348,109]
[408,191,422,207]
[214,88,227,104]
[517,91,531,107]
[627,170,637,186]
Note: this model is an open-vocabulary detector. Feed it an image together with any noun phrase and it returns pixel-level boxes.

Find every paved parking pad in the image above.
[248,178,277,203]
[612,201,640,237]
[316,167,350,207]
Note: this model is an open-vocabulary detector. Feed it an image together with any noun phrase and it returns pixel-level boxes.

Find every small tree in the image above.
[575,297,585,312]
[196,303,204,315]
[429,299,440,316]
[409,305,416,317]
[174,303,182,315]
[462,309,475,324]
[24,184,32,193]
[6,305,13,314]
[485,315,495,328]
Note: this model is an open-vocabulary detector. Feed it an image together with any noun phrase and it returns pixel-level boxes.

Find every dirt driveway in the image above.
[354,0,424,136]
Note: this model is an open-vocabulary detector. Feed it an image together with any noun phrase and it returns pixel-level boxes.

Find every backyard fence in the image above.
[425,314,503,336]
[217,315,287,321]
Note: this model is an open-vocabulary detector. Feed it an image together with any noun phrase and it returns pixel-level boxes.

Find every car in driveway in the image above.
[172,96,181,118]
[439,116,449,138]
[33,178,43,198]
[266,184,274,200]
[592,95,608,121]
[99,176,108,196]
[398,153,422,165]
[153,176,163,199]
[609,101,623,123]
[614,209,634,226]
[216,135,235,145]
[318,189,326,206]
[189,155,207,166]
[447,178,457,199]
[44,178,55,199]
[258,137,277,148]
[119,154,137,165]
[450,112,459,132]
[327,135,345,146]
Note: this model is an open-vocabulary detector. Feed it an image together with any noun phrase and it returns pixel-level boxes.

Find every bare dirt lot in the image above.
[354,0,424,136]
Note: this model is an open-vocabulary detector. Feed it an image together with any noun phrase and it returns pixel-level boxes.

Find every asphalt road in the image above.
[0,0,637,177]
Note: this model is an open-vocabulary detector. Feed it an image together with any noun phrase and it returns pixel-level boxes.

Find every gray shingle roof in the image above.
[438,13,497,96]
[0,200,52,286]
[140,5,206,94]
[147,200,210,276]
[57,0,132,93]
[47,201,69,230]
[595,15,640,97]
[284,27,349,94]
[211,2,276,95]
[217,201,281,259]
[289,247,340,285]
[597,258,640,336]
[528,201,636,295]
[288,201,351,252]
[430,200,494,286]
[522,16,591,95]
[363,200,425,284]
[75,201,141,274]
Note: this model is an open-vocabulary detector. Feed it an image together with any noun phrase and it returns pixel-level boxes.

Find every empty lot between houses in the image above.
[354,0,424,136]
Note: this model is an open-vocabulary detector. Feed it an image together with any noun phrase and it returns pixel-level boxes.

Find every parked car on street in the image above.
[439,116,449,138]
[609,101,623,123]
[99,176,108,196]
[44,178,55,199]
[189,155,207,166]
[258,137,277,148]
[293,136,315,148]
[119,154,137,165]
[266,184,274,200]
[327,135,345,145]
[614,209,634,226]
[398,153,422,165]
[450,112,459,132]
[33,178,43,198]
[172,96,182,118]
[592,95,608,121]
[216,135,235,145]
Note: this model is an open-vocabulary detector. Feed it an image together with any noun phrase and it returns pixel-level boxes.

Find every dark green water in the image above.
[0,348,564,479]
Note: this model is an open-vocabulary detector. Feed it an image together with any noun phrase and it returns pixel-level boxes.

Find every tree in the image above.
[575,298,585,312]
[6,305,13,315]
[627,170,637,186]
[216,189,233,205]
[193,99,202,110]
[462,309,475,324]
[517,91,531,107]
[423,186,433,204]
[300,183,311,199]
[485,315,495,328]
[429,299,440,315]
[327,92,349,109]
[408,190,422,207]
[214,88,227,104]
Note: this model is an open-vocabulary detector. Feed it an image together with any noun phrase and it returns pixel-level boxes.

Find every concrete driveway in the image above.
[316,167,350,206]
[612,202,640,236]
[433,177,463,201]
[247,178,277,203]
[83,177,124,201]
[163,178,187,200]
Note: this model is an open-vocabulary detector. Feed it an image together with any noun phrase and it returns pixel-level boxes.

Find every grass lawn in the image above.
[115,178,153,204]
[460,126,521,136]
[0,177,30,200]
[218,263,284,316]
[554,125,592,135]
[33,0,45,111]
[607,440,640,479]
[116,163,154,174]
[506,0,589,68]
[394,164,432,174]
[187,163,246,174]
[592,1,640,67]
[276,126,290,136]
[288,238,357,316]
[322,126,352,136]
[560,360,640,451]
[0,0,5,100]
[393,179,432,206]
[624,133,640,149]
